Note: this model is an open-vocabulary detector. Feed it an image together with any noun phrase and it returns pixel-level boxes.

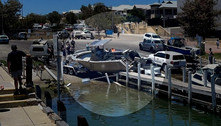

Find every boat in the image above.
[166,37,200,62]
[68,39,140,73]
[192,64,221,89]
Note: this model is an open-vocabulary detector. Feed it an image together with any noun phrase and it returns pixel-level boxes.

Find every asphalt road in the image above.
[0,34,151,61]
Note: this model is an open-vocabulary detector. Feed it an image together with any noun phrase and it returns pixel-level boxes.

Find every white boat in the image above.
[192,64,221,90]
[71,39,140,73]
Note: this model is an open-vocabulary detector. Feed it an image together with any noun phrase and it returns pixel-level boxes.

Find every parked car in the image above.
[73,30,94,39]
[18,32,27,40]
[143,33,164,42]
[0,35,9,44]
[139,39,165,52]
[57,30,70,39]
[148,51,186,71]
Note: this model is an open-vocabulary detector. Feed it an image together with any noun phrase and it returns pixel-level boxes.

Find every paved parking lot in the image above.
[0,34,151,61]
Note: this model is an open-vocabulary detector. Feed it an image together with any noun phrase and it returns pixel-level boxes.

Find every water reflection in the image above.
[69,79,152,117]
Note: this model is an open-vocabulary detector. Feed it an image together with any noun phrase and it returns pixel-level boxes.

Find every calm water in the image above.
[41,76,221,126]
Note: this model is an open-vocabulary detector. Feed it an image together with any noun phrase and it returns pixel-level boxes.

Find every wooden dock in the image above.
[119,71,221,111]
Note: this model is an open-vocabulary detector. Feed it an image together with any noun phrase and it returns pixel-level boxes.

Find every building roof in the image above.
[150,2,161,6]
[160,1,177,8]
[63,10,81,15]
[134,5,151,10]
[69,10,81,14]
[112,5,134,11]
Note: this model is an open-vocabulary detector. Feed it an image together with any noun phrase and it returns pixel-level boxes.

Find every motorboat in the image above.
[166,37,200,62]
[66,39,140,73]
[192,64,221,89]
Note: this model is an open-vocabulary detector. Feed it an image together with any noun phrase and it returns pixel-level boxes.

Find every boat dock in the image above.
[117,68,221,112]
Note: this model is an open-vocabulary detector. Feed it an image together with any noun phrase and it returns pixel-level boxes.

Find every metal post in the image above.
[211,74,216,112]
[26,55,33,87]
[168,68,172,99]
[126,62,129,87]
[151,64,155,94]
[54,35,62,101]
[182,67,186,83]
[105,73,111,85]
[203,69,207,87]
[165,65,168,79]
[137,62,141,91]
[188,71,192,104]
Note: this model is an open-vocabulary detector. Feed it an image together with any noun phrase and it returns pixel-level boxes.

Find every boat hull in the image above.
[77,59,126,73]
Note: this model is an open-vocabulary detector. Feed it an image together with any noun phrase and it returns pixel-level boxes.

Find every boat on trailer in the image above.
[67,39,140,73]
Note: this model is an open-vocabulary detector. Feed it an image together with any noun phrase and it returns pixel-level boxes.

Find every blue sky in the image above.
[17,0,163,16]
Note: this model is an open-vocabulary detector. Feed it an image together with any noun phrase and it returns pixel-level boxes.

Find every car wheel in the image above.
[63,67,69,74]
[69,68,75,75]
[150,47,154,53]
[139,45,143,50]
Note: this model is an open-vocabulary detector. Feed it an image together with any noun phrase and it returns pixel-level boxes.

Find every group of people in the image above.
[62,38,75,57]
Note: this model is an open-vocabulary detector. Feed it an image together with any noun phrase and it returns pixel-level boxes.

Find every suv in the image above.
[139,39,165,52]
[148,51,186,71]
[143,32,164,42]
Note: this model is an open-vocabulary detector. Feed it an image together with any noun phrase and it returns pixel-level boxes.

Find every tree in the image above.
[1,0,22,34]
[0,1,3,34]
[25,13,47,28]
[79,3,110,20]
[177,0,220,38]
[93,3,110,15]
[47,11,61,25]
[80,4,93,20]
[85,12,123,34]
[65,12,77,24]
[127,6,145,22]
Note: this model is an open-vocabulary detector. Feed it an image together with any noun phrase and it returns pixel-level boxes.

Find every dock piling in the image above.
[137,62,141,91]
[165,65,168,79]
[211,74,217,112]
[203,69,207,87]
[126,62,129,87]
[182,67,186,83]
[168,68,172,99]
[116,73,119,82]
[188,71,192,104]
[151,64,155,94]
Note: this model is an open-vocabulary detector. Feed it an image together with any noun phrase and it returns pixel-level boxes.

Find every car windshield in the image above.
[152,35,160,38]
[153,40,161,44]
[173,55,184,60]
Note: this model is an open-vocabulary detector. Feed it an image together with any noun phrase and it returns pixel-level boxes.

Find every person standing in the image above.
[209,48,214,64]
[216,39,220,49]
[7,45,26,95]
[117,32,120,38]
